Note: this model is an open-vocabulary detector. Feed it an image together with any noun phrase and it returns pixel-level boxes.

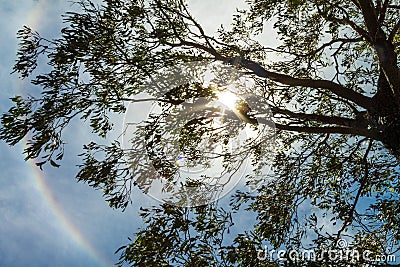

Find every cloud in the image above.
[187,0,249,34]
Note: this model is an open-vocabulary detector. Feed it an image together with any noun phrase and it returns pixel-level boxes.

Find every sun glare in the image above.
[217,91,240,110]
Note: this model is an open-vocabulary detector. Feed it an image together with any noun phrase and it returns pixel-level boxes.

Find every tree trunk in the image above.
[371,71,400,159]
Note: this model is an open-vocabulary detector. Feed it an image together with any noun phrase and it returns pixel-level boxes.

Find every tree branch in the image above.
[337,140,373,235]
[165,38,376,111]
[271,106,360,127]
[388,5,400,9]
[378,0,390,24]
[357,0,400,101]
[272,122,379,139]
[238,58,374,110]
[156,3,376,110]
[389,20,400,42]
[327,16,372,43]
[357,0,380,36]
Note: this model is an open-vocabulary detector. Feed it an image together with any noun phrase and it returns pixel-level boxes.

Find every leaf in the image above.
[35,161,46,170]
[114,245,127,254]
[50,159,60,168]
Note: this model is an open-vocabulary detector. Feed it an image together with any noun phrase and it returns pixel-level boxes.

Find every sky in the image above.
[0,1,254,266]
[0,1,154,266]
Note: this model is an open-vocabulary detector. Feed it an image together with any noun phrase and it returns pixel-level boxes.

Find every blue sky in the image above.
[0,1,252,266]
[0,1,156,266]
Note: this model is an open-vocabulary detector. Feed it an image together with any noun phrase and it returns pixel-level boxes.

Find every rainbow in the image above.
[15,1,113,266]
[28,159,112,267]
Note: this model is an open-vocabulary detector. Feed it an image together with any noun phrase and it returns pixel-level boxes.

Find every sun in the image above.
[216,91,240,110]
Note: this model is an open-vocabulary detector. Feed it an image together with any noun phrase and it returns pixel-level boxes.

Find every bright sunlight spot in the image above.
[217,91,240,110]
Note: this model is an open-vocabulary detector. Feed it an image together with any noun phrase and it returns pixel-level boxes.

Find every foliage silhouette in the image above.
[1,0,400,266]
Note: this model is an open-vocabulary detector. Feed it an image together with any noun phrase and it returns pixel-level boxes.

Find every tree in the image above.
[1,0,400,266]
